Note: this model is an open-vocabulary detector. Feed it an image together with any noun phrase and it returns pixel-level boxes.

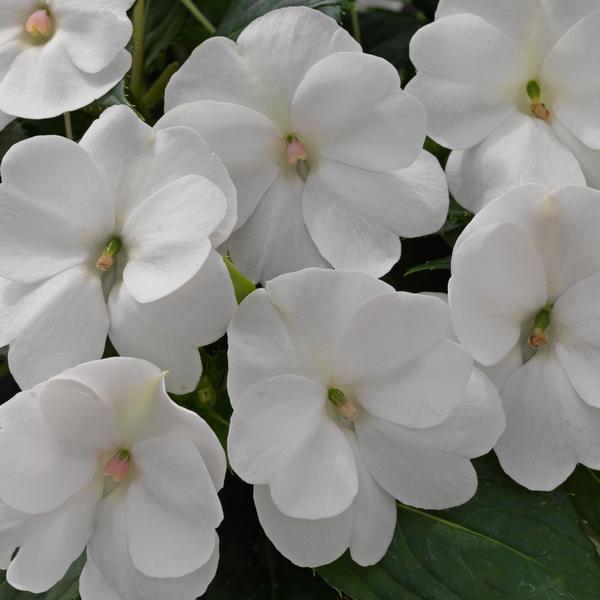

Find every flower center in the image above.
[96,237,122,272]
[528,304,553,348]
[103,448,132,497]
[526,80,550,121]
[285,134,310,180]
[25,7,53,40]
[328,387,360,422]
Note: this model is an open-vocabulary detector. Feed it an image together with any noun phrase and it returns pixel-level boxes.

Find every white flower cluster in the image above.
[0,2,599,598]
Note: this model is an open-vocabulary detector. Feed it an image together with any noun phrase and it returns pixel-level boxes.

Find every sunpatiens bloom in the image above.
[158,6,448,283]
[0,357,226,598]
[0,105,237,394]
[449,184,600,489]
[0,0,134,120]
[407,0,600,212]
[227,268,504,566]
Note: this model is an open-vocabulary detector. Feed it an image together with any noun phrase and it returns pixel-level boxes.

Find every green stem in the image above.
[179,0,216,34]
[350,3,361,45]
[64,112,73,140]
[205,408,230,428]
[143,61,181,108]
[131,0,146,104]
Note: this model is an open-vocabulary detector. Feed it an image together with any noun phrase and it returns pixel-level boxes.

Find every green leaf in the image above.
[0,121,27,165]
[0,553,84,600]
[317,455,600,599]
[404,256,450,276]
[216,0,350,38]
[85,79,134,115]
[565,466,600,548]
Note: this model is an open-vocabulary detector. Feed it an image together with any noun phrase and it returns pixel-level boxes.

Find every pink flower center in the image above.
[104,449,131,483]
[285,135,308,165]
[25,8,53,38]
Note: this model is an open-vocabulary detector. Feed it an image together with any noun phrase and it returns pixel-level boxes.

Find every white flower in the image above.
[0,111,13,132]
[0,0,134,119]
[0,105,237,394]
[0,357,226,598]
[407,0,600,212]
[449,183,600,490]
[227,268,504,567]
[158,6,448,283]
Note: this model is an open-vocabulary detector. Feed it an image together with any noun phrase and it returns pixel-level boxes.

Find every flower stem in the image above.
[131,0,146,105]
[350,3,361,45]
[179,0,216,34]
[63,112,73,140]
[143,61,181,108]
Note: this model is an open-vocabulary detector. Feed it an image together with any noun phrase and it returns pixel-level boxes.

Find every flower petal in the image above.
[449,221,548,365]
[157,101,280,230]
[126,437,222,578]
[292,52,425,172]
[8,265,109,390]
[447,113,585,213]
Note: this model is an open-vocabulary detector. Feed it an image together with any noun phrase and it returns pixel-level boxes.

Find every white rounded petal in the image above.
[157,101,280,230]
[80,105,236,239]
[407,14,525,149]
[108,250,235,395]
[292,52,425,172]
[0,136,113,283]
[121,175,226,303]
[254,485,353,568]
[334,292,472,428]
[50,0,136,12]
[495,351,600,490]
[478,344,523,394]
[0,44,131,119]
[223,173,329,283]
[85,491,219,600]
[356,414,479,509]
[554,272,600,409]
[127,437,222,578]
[542,11,600,149]
[8,481,100,594]
[447,113,585,213]
[302,161,401,277]
[228,375,327,485]
[8,265,109,390]
[449,222,548,366]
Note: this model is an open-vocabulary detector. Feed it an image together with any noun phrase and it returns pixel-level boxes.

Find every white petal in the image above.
[157,101,280,230]
[407,14,525,149]
[80,105,236,241]
[8,265,108,390]
[165,7,360,130]
[85,491,219,600]
[108,250,235,395]
[121,175,226,303]
[223,173,329,283]
[334,292,472,427]
[0,136,113,283]
[292,52,425,172]
[8,481,100,594]
[254,485,353,568]
[0,502,27,570]
[478,344,523,393]
[0,388,100,514]
[447,113,585,213]
[495,351,600,490]
[554,272,600,408]
[542,10,600,149]
[449,222,548,366]
[356,414,479,509]
[127,437,222,578]
[0,43,131,119]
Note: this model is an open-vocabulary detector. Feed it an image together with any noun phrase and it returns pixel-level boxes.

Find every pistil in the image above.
[526,80,550,121]
[328,387,360,421]
[96,237,122,272]
[528,305,552,348]
[25,8,53,39]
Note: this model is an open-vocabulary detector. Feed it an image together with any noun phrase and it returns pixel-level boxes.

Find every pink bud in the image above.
[286,136,308,165]
[104,450,131,482]
[25,9,53,38]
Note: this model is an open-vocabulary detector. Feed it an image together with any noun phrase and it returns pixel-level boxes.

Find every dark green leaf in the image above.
[565,466,600,548]
[318,455,600,599]
[0,122,27,166]
[85,79,134,115]
[405,256,450,276]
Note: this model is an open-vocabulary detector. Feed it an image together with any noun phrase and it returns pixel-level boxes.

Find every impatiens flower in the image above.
[449,184,600,490]
[0,105,237,394]
[227,268,504,566]
[0,0,135,119]
[0,357,226,598]
[407,0,600,212]
[158,7,448,283]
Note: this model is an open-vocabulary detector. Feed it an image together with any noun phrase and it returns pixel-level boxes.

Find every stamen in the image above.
[96,238,122,272]
[286,135,308,165]
[25,8,53,38]
[328,387,360,421]
[526,80,550,121]
[528,305,552,348]
[103,449,131,482]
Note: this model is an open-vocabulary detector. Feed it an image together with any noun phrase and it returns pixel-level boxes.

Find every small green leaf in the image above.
[318,455,600,599]
[224,256,257,304]
[404,256,450,276]
[565,466,600,547]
